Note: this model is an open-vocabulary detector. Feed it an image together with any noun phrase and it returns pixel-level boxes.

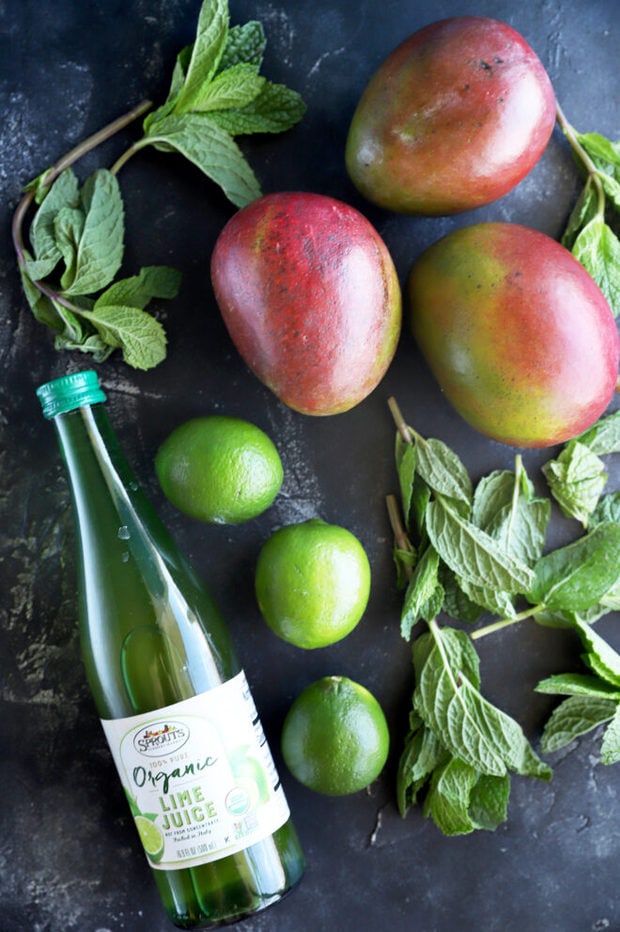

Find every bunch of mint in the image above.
[13,0,305,370]
[388,400,620,836]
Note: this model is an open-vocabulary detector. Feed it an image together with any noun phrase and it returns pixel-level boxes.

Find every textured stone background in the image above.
[1,1,619,930]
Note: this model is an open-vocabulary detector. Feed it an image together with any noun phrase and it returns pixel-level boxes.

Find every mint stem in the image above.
[388,396,414,445]
[555,101,606,219]
[109,137,152,176]
[470,604,542,640]
[386,493,415,580]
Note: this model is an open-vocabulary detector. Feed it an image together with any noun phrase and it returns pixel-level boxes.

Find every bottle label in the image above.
[101,671,290,870]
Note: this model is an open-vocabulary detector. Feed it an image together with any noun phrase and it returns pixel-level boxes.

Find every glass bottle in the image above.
[36,370,304,929]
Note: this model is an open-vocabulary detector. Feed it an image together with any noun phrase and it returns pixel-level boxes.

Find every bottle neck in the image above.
[54,403,141,515]
[53,402,194,609]
[53,402,236,714]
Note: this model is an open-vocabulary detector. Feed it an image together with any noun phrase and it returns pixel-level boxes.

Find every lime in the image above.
[254,518,371,649]
[155,415,283,525]
[281,676,390,796]
[134,815,164,862]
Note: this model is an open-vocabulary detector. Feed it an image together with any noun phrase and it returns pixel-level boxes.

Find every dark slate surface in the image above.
[1,1,619,930]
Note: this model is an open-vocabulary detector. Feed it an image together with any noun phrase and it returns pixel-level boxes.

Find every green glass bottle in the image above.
[36,370,304,929]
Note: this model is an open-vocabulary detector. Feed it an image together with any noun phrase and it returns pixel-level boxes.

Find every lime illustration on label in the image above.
[134,814,165,863]
[102,672,290,870]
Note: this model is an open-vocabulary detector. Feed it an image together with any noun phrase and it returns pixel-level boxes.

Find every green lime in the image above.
[155,415,283,525]
[254,518,371,649]
[134,815,164,862]
[281,675,390,796]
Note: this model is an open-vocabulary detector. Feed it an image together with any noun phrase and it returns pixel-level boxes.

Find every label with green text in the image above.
[101,671,290,870]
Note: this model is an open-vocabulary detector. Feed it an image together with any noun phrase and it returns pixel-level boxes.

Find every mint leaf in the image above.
[25,254,62,283]
[537,620,620,762]
[423,760,511,836]
[413,434,472,516]
[218,21,266,71]
[395,435,417,533]
[542,440,608,527]
[397,720,447,816]
[179,62,265,114]
[561,177,599,251]
[395,432,432,537]
[422,757,480,836]
[455,576,516,619]
[592,491,620,526]
[576,131,620,210]
[536,672,620,699]
[471,469,515,530]
[19,254,65,332]
[56,328,110,362]
[600,576,620,612]
[601,706,620,764]
[540,695,617,754]
[52,298,90,345]
[61,170,124,296]
[415,624,550,780]
[400,546,443,639]
[478,461,550,566]
[55,206,85,288]
[468,772,511,832]
[577,131,620,182]
[441,569,485,624]
[208,80,307,135]
[96,265,181,309]
[28,168,80,277]
[529,522,620,612]
[573,616,620,688]
[577,410,620,455]
[78,304,167,370]
[571,217,620,316]
[425,497,535,594]
[143,112,261,207]
[172,0,229,114]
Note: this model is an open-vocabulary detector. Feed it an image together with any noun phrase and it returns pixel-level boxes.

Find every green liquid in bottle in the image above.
[37,371,304,929]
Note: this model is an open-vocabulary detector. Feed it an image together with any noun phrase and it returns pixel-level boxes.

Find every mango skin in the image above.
[408,223,620,447]
[211,192,402,416]
[345,16,556,215]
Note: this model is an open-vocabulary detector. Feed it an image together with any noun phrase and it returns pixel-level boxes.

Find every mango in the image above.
[210,192,402,416]
[345,16,556,215]
[408,222,619,447]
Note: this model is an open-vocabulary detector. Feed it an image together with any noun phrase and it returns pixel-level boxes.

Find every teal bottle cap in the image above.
[36,370,107,419]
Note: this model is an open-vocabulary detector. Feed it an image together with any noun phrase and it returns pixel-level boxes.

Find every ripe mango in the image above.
[408,223,619,447]
[211,192,402,416]
[345,16,556,215]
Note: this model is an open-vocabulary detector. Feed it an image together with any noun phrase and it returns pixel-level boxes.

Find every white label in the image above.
[101,671,290,870]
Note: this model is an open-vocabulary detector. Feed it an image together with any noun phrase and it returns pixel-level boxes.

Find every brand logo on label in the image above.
[133,720,189,756]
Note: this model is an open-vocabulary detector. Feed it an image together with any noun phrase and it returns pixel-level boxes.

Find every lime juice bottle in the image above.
[36,370,304,929]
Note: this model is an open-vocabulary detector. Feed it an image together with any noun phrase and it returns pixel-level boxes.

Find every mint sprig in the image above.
[398,621,550,836]
[387,397,620,836]
[16,167,180,370]
[542,411,620,526]
[556,103,620,315]
[115,2,306,205]
[12,0,306,369]
[536,617,620,764]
